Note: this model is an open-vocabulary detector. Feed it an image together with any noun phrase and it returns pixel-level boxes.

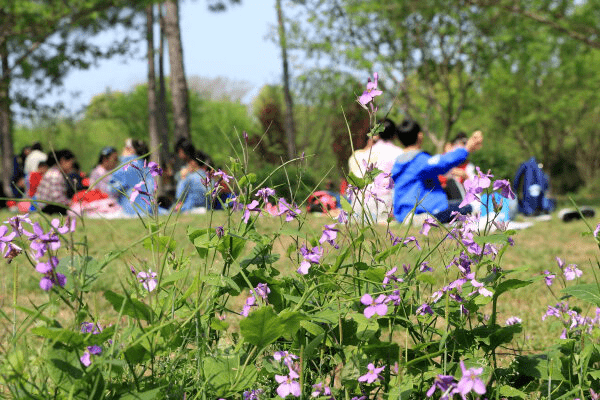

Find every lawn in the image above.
[1,206,597,354]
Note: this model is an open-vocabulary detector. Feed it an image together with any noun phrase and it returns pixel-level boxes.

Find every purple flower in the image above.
[310,382,332,398]
[426,375,456,399]
[492,179,515,200]
[594,223,600,238]
[2,242,22,263]
[51,217,76,235]
[505,316,522,326]
[243,389,264,400]
[36,256,59,274]
[543,270,556,286]
[459,167,492,208]
[358,363,385,384]
[215,226,224,238]
[275,370,301,398]
[297,245,323,275]
[420,217,439,236]
[137,269,158,292]
[361,294,388,319]
[273,351,298,368]
[252,283,270,300]
[24,223,60,259]
[358,73,383,106]
[337,210,349,224]
[256,187,276,202]
[456,360,486,398]
[81,322,102,334]
[5,214,32,235]
[416,303,434,316]
[419,261,433,272]
[590,389,600,400]
[319,224,339,248]
[564,264,582,281]
[241,296,256,317]
[80,345,102,367]
[146,161,163,177]
[402,236,421,250]
[243,200,262,223]
[130,181,151,203]
[214,169,233,184]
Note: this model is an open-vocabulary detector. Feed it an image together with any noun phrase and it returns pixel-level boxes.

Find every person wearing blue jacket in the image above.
[174,150,211,212]
[110,139,157,216]
[391,120,484,223]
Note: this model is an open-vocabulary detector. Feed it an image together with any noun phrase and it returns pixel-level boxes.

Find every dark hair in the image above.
[191,150,213,168]
[451,131,468,145]
[132,140,149,160]
[397,119,421,147]
[31,142,43,151]
[175,138,195,159]
[47,149,75,167]
[378,118,398,141]
[97,146,117,165]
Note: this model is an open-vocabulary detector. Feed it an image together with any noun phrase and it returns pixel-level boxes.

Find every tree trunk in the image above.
[158,4,170,155]
[276,0,296,160]
[147,5,160,167]
[0,41,14,198]
[164,0,190,142]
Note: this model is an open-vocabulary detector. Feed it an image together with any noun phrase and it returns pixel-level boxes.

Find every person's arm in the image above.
[420,130,483,178]
[420,148,469,178]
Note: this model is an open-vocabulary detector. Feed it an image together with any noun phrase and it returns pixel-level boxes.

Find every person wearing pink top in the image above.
[349,119,403,223]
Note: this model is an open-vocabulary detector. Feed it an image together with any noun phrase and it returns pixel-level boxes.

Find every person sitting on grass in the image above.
[174,150,211,213]
[35,149,76,215]
[391,119,484,224]
[110,139,157,215]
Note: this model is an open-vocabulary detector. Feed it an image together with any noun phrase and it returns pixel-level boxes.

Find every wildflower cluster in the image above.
[3,215,76,290]
[241,283,270,317]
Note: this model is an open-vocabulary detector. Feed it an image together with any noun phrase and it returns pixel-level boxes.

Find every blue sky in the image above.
[47,1,282,113]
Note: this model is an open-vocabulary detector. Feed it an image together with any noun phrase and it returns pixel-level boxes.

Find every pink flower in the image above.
[275,370,301,398]
[358,363,385,384]
[543,270,556,286]
[137,269,158,292]
[459,167,492,208]
[358,73,383,106]
[564,265,582,281]
[361,294,388,319]
[456,360,486,397]
[594,222,600,238]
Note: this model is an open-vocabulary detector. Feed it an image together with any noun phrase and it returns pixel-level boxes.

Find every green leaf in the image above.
[498,385,527,398]
[31,327,84,346]
[217,234,247,262]
[493,279,532,300]
[104,291,153,322]
[142,236,177,253]
[304,333,325,360]
[203,355,257,397]
[123,343,148,364]
[340,196,353,214]
[120,388,164,400]
[278,310,307,337]
[210,317,229,331]
[238,173,257,188]
[562,284,600,307]
[239,306,285,348]
[300,320,325,336]
[46,345,83,388]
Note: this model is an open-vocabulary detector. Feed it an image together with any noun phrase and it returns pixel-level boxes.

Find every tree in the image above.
[163,0,190,141]
[0,0,146,196]
[276,0,297,160]
[146,5,161,166]
[289,0,506,152]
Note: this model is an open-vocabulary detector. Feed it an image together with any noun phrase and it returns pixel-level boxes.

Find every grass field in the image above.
[0,205,598,354]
